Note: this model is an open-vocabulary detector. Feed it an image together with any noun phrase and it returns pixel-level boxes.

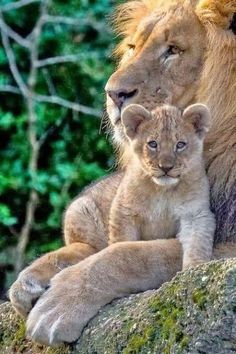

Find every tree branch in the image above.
[0,12,28,97]
[43,15,108,32]
[36,52,107,68]
[0,86,102,118]
[0,85,21,94]
[15,0,49,275]
[42,68,57,95]
[35,94,102,117]
[38,109,67,147]
[43,15,89,26]
[0,15,30,48]
[36,54,83,67]
[1,0,41,12]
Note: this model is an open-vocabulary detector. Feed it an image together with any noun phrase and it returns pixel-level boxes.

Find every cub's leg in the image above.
[179,211,215,270]
[9,242,97,317]
[109,191,140,243]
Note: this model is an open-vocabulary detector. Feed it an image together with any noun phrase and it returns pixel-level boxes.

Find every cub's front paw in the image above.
[9,270,49,317]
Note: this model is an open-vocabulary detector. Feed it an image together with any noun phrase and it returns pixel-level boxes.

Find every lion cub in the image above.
[109,104,215,269]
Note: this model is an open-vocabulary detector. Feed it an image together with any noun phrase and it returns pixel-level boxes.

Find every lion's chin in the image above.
[152,176,180,187]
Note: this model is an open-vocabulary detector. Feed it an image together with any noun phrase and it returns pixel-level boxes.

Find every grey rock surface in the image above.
[0,259,235,354]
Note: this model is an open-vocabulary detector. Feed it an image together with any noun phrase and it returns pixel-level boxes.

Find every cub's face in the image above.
[121,104,210,186]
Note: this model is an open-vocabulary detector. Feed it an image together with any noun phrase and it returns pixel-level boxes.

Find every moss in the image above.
[0,303,70,354]
[192,289,208,310]
[180,335,189,350]
[12,320,27,352]
[149,296,186,342]
[122,326,155,354]
[42,346,70,354]
[120,283,189,354]
[0,309,27,353]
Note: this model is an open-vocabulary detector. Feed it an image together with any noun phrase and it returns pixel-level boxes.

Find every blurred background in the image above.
[0,0,120,298]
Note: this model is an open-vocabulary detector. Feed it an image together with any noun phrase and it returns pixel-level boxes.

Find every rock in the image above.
[0,259,235,354]
[0,302,70,354]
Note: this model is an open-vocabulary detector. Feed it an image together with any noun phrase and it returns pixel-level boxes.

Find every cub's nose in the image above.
[158,164,174,174]
[106,89,138,110]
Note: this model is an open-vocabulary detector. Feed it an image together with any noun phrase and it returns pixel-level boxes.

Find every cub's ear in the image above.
[183,103,211,139]
[121,104,151,139]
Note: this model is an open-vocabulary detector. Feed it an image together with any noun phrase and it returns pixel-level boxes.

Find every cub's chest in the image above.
[139,196,179,240]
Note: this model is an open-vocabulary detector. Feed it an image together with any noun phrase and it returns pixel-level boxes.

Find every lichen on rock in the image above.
[0,259,235,354]
[76,259,236,354]
[0,302,70,354]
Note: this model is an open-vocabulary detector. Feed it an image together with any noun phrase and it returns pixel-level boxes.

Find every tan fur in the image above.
[196,0,236,28]
[109,104,215,269]
[197,28,236,203]
[9,0,236,346]
[10,172,123,316]
[107,0,206,153]
[9,243,96,317]
[106,0,236,243]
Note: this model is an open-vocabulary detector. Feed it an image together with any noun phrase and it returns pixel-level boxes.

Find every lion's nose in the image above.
[107,89,138,109]
[158,164,174,174]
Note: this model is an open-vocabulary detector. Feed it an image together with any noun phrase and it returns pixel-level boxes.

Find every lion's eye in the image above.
[127,44,135,57]
[128,44,135,50]
[176,141,187,151]
[147,141,158,149]
[165,45,181,58]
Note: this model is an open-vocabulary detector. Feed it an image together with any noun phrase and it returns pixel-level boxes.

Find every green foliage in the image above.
[0,0,118,272]
[0,204,17,226]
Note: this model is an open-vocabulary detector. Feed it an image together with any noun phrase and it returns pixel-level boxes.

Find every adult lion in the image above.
[10,0,236,346]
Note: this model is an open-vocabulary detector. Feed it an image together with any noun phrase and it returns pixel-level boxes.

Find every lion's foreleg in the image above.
[26,239,182,346]
[9,242,97,317]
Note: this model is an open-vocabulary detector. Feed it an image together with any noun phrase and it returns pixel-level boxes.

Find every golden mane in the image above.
[196,0,236,203]
[196,0,236,28]
[113,0,236,55]
[113,0,180,57]
[113,0,202,57]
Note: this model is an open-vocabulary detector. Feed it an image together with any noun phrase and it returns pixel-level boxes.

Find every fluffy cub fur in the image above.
[109,104,216,269]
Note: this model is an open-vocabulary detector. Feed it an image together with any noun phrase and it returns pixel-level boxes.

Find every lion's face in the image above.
[121,103,210,186]
[106,2,206,144]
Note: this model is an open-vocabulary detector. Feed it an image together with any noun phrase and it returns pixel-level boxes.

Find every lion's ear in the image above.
[121,104,151,139]
[183,103,211,139]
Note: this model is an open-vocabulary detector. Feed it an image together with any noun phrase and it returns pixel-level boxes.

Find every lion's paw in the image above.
[9,271,49,317]
[26,278,89,346]
[27,299,82,346]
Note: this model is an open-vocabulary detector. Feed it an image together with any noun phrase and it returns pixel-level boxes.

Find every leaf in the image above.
[0,204,17,226]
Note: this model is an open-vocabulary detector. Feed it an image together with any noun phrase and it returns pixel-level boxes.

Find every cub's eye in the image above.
[147,141,158,149]
[176,141,187,151]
